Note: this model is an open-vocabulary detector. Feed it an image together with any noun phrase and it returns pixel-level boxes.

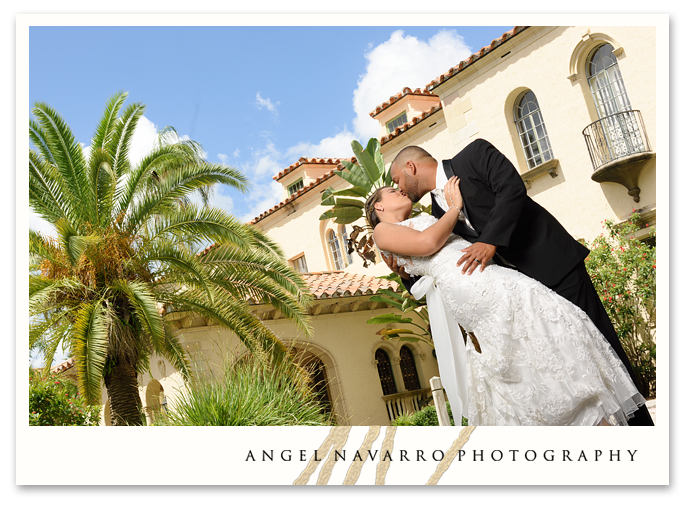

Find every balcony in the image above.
[582,110,654,202]
[382,388,431,422]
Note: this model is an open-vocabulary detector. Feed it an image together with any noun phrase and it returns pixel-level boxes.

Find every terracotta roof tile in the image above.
[369,87,438,118]
[425,26,528,90]
[378,104,443,146]
[50,357,75,374]
[244,271,398,305]
[273,157,352,182]
[303,271,399,299]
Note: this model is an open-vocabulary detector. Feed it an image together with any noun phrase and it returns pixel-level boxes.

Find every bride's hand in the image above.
[444,176,463,211]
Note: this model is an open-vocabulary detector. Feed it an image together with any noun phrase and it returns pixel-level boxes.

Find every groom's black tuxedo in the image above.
[435,138,588,286]
[401,138,653,425]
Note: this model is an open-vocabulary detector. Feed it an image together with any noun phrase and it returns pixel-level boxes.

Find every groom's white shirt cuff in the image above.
[434,161,475,230]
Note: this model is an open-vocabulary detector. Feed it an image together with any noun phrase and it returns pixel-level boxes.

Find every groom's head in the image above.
[390,146,437,203]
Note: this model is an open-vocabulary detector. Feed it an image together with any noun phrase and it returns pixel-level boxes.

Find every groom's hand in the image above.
[457,242,497,275]
[382,253,410,280]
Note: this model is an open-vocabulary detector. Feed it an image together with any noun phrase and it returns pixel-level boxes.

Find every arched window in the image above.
[339,225,353,266]
[587,43,631,118]
[399,346,421,391]
[586,43,645,157]
[514,90,554,169]
[327,230,345,270]
[375,349,397,396]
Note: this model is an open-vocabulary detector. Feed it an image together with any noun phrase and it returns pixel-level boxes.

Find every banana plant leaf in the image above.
[368,297,403,311]
[319,206,363,224]
[366,314,413,325]
[351,139,385,186]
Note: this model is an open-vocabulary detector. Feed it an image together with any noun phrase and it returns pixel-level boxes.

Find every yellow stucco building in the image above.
[106,25,657,426]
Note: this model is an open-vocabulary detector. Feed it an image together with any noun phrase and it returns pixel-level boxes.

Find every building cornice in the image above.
[425,26,529,91]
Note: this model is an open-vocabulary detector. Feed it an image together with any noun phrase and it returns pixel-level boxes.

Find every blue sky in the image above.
[27,23,511,367]
[28,25,513,234]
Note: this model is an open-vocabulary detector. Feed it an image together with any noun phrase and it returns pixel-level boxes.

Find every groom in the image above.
[387,138,654,426]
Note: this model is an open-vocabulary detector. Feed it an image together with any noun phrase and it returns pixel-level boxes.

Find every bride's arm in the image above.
[374,177,463,257]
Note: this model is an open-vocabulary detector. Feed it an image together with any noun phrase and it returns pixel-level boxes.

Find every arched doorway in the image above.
[290,348,334,417]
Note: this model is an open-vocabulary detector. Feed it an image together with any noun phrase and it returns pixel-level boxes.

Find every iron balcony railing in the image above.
[582,110,652,171]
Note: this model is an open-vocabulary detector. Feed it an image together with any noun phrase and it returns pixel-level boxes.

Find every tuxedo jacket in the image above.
[403,138,589,291]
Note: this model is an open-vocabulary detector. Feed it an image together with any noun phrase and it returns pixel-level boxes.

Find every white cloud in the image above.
[128,116,210,164]
[238,179,284,224]
[352,29,472,140]
[285,128,355,160]
[245,138,285,178]
[255,92,280,115]
[233,148,241,158]
[217,153,229,164]
[128,115,159,165]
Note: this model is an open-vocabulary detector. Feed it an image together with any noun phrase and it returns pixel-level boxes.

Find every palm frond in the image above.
[54,218,100,266]
[90,91,129,152]
[115,141,222,216]
[72,300,110,404]
[31,102,90,220]
[29,229,68,268]
[108,101,146,180]
[142,244,215,302]
[29,307,73,353]
[110,279,166,352]
[244,224,285,257]
[29,275,90,316]
[89,148,118,227]
[163,287,287,359]
[124,164,250,235]
[136,204,255,251]
[159,324,192,381]
[198,245,313,335]
[29,149,74,225]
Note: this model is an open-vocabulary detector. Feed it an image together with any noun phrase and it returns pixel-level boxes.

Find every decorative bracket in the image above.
[521,158,560,189]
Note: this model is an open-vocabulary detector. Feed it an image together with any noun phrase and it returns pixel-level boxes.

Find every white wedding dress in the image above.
[387,214,645,426]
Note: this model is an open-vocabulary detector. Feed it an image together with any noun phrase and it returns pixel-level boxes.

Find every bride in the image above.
[365,177,645,426]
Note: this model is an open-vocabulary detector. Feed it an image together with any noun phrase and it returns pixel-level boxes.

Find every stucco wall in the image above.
[140,302,440,426]
[426,26,656,243]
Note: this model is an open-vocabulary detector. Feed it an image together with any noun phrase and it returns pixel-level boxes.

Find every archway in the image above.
[144,379,166,425]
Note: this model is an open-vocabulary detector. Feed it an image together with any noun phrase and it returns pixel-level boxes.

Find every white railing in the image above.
[382,388,431,422]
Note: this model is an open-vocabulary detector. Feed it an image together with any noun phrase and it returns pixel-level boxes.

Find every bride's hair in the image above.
[364,186,391,230]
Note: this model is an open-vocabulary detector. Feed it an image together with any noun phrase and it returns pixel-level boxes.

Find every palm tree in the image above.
[29,91,313,425]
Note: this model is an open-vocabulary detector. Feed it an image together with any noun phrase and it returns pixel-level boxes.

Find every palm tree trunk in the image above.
[104,360,144,426]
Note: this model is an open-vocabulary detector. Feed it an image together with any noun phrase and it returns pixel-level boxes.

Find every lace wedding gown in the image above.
[388,214,645,426]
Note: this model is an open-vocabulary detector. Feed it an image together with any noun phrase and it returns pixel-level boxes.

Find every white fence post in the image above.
[430,376,451,426]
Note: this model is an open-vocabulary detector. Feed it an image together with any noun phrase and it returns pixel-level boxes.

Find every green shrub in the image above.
[154,353,332,426]
[584,212,656,397]
[29,369,101,426]
[391,402,467,426]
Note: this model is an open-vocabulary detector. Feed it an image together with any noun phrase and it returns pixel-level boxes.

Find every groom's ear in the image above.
[406,160,417,175]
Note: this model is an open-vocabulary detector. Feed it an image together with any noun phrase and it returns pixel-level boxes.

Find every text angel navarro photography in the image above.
[244,448,640,463]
